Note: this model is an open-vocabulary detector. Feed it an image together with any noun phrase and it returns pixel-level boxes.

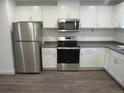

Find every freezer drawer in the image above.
[14,42,41,73]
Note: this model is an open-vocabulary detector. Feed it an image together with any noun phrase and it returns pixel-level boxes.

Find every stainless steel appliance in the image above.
[58,19,80,32]
[12,22,43,73]
[57,37,80,71]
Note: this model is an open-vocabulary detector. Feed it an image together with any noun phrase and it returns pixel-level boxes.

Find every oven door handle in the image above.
[57,47,80,50]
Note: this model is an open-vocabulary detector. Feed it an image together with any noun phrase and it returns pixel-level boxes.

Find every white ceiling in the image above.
[15,0,124,6]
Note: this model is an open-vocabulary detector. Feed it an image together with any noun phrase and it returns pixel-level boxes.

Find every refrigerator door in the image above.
[13,22,42,41]
[14,42,41,73]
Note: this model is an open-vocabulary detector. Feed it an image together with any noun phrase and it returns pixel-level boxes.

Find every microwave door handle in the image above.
[64,22,66,30]
[75,22,77,30]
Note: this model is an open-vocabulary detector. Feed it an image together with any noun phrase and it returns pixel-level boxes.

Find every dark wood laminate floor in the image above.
[0,71,123,93]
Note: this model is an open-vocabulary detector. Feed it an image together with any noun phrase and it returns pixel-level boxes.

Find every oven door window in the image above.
[57,49,80,64]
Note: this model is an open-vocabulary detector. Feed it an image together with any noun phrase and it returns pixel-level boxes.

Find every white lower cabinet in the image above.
[80,48,97,68]
[80,48,105,69]
[116,59,124,86]
[42,48,57,70]
[106,50,124,87]
[96,48,105,67]
[104,48,111,70]
[107,55,118,77]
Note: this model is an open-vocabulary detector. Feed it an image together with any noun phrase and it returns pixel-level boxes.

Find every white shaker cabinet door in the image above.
[96,48,105,67]
[80,6,97,28]
[104,49,111,70]
[42,53,57,68]
[98,6,114,28]
[107,55,118,77]
[42,48,57,69]
[80,48,98,67]
[43,6,58,28]
[58,0,80,18]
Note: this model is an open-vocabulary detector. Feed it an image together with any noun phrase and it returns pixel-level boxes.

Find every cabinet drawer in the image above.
[42,48,57,53]
[81,48,98,55]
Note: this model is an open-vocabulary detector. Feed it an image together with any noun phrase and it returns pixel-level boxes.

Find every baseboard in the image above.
[79,67,104,70]
[43,67,104,71]
[43,68,57,71]
[0,70,15,74]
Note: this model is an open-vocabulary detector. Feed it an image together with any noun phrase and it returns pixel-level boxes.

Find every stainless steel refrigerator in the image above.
[12,22,43,73]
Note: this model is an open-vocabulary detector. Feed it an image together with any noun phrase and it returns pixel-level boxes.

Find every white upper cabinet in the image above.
[114,2,124,28]
[98,6,114,28]
[58,0,80,18]
[80,6,97,28]
[43,6,58,28]
[16,6,43,21]
[80,6,114,28]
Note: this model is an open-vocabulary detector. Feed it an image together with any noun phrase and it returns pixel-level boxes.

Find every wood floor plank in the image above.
[0,71,123,93]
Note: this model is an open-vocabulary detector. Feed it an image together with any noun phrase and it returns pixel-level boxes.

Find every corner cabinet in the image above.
[80,48,105,69]
[42,48,57,70]
[105,49,124,87]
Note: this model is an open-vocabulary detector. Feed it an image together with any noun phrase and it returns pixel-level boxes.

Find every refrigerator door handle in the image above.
[33,23,39,41]
[34,42,41,71]
[20,42,26,72]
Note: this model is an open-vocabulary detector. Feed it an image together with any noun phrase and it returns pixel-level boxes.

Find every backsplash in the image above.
[115,29,124,43]
[43,28,116,41]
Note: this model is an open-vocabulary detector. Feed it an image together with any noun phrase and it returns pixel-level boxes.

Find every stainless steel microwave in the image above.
[58,19,80,32]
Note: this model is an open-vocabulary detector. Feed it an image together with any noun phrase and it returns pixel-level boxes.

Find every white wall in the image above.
[0,0,15,74]
[43,29,116,41]
[7,0,16,26]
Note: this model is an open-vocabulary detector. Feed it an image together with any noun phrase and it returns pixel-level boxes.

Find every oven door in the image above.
[57,48,80,70]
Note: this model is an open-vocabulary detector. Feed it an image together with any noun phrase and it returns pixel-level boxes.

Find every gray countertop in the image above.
[78,41,124,54]
[42,42,58,48]
[42,41,124,55]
